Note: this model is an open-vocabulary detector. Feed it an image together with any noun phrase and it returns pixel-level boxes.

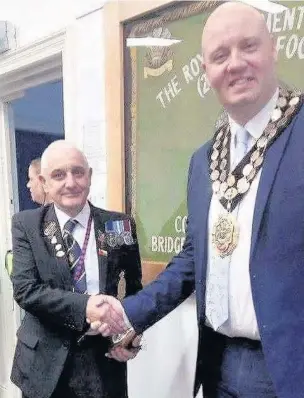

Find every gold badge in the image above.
[212,213,239,258]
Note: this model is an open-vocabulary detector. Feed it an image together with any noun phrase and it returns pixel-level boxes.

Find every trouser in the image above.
[24,335,127,398]
[205,334,277,398]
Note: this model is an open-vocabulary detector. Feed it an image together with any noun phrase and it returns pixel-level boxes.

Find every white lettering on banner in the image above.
[266,6,304,33]
[266,6,304,60]
[174,215,188,233]
[156,75,182,109]
[197,73,211,99]
[151,235,186,254]
[276,34,304,59]
[156,54,208,109]
[151,215,187,254]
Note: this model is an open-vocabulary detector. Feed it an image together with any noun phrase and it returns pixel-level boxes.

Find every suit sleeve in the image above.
[123,217,143,296]
[123,156,196,333]
[11,215,89,332]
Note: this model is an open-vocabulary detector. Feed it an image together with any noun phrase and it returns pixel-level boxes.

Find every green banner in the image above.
[126,1,304,263]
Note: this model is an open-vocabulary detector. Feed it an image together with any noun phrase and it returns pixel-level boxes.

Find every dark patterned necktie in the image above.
[63,219,87,293]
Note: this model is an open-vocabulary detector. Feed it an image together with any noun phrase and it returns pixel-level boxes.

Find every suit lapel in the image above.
[90,205,108,294]
[250,122,294,257]
[196,146,212,282]
[42,204,73,288]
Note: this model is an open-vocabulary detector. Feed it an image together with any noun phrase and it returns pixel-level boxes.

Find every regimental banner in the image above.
[124,1,304,264]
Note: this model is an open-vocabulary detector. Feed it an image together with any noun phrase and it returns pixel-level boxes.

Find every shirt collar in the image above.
[54,201,91,232]
[229,88,279,143]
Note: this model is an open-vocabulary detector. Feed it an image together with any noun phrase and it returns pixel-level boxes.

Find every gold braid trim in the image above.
[129,1,221,37]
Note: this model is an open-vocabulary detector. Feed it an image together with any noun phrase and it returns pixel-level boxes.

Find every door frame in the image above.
[103,0,175,210]
[103,1,176,283]
[0,30,65,398]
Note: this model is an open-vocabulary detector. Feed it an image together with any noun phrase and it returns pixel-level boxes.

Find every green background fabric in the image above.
[128,1,304,262]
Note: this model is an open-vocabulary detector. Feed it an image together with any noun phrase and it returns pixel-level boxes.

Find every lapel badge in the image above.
[98,248,108,257]
[97,230,106,245]
[68,252,76,263]
[44,221,57,237]
[44,221,67,259]
[117,271,126,300]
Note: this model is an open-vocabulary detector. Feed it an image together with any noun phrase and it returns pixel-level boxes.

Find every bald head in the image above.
[41,140,89,176]
[202,2,270,55]
[200,1,277,125]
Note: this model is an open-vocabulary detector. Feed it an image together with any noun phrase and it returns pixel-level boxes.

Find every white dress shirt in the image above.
[55,202,100,294]
[206,89,279,340]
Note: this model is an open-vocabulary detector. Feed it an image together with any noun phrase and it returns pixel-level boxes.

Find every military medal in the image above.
[105,219,134,247]
[210,87,303,257]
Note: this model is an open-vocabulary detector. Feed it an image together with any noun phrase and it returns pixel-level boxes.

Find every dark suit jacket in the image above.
[123,103,304,398]
[11,203,142,398]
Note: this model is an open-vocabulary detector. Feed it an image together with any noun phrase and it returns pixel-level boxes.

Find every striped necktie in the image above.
[63,219,87,293]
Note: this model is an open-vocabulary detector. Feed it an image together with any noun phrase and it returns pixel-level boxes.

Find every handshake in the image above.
[84,294,142,362]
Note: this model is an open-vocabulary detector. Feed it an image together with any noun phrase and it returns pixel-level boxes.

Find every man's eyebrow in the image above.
[241,36,260,43]
[51,168,64,174]
[209,46,227,58]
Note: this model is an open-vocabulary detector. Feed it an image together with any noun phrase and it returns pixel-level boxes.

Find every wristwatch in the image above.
[111,328,141,349]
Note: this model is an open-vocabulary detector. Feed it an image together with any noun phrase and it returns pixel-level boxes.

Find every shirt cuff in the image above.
[123,309,133,329]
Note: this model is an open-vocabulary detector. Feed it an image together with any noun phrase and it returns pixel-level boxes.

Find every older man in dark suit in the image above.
[10,140,142,398]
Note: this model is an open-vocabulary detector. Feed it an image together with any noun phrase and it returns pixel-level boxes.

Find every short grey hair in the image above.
[29,157,41,173]
[40,140,89,176]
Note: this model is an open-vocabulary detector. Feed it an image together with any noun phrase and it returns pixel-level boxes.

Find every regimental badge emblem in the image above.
[144,27,174,79]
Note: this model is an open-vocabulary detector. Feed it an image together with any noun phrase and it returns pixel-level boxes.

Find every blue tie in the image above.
[206,127,249,330]
[63,219,87,293]
[233,127,250,169]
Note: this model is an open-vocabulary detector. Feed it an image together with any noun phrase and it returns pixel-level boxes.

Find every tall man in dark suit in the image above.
[10,140,142,398]
[87,3,304,398]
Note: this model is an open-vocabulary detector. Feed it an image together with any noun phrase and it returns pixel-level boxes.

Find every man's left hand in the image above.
[105,345,140,362]
[105,334,142,362]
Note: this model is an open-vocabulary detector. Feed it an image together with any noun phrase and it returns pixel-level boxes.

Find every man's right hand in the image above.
[85,294,128,335]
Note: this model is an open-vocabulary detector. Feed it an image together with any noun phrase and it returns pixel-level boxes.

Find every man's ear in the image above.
[271,34,278,62]
[88,168,93,187]
[201,57,206,72]
[38,174,48,191]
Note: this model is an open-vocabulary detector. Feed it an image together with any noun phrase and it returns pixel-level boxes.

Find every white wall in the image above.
[62,8,107,208]
[0,0,106,48]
